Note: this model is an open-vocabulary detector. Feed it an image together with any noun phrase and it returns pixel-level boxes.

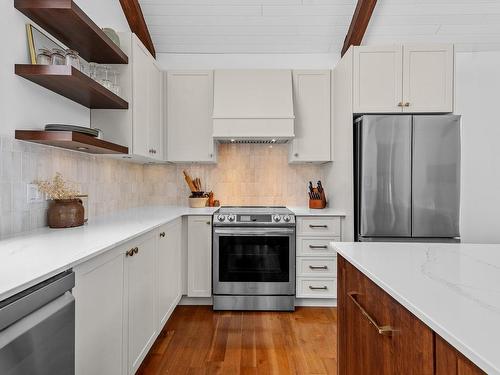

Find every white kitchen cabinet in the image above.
[157,219,182,328]
[74,246,125,375]
[402,44,454,113]
[295,216,342,300]
[353,45,403,113]
[187,216,212,297]
[290,70,331,163]
[353,44,454,114]
[91,33,163,162]
[125,232,158,374]
[166,71,216,163]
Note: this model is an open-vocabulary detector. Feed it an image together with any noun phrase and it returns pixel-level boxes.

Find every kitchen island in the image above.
[333,242,499,375]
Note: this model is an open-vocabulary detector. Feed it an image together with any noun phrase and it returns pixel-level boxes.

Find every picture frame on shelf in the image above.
[25,23,64,64]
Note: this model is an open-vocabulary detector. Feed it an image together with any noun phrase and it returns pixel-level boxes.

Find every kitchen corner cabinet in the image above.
[91,33,163,162]
[353,44,454,114]
[166,71,217,163]
[157,219,182,328]
[338,255,485,375]
[187,216,213,297]
[290,70,331,163]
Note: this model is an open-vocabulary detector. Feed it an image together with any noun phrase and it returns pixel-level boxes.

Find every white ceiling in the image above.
[139,0,500,54]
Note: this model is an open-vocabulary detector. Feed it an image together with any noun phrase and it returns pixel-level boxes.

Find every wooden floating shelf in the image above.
[15,65,128,109]
[15,130,129,154]
[15,0,128,64]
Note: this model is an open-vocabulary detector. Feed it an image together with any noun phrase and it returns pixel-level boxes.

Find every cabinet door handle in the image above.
[309,286,328,290]
[309,225,328,228]
[397,102,404,107]
[133,247,139,254]
[309,245,328,249]
[309,265,328,270]
[206,221,211,225]
[348,292,395,336]
[126,249,135,257]
[160,232,166,237]
[404,102,410,107]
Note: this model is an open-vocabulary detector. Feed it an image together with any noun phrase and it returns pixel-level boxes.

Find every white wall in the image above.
[156,53,340,70]
[456,51,500,243]
[0,0,129,137]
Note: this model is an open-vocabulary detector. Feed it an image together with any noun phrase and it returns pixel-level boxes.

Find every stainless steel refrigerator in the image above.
[354,115,461,242]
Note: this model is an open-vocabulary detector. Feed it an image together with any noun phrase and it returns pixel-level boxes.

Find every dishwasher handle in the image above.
[0,270,74,331]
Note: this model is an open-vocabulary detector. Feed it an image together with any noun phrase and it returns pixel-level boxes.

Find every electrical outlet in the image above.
[27,184,44,203]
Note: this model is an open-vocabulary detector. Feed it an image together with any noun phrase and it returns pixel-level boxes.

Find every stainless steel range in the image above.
[212,206,296,311]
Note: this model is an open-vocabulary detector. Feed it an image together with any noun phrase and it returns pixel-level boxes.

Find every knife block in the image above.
[309,189,327,209]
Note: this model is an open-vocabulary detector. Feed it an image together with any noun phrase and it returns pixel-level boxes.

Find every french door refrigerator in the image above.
[354,115,461,242]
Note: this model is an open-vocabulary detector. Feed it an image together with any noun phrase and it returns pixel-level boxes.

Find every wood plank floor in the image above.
[138,306,337,375]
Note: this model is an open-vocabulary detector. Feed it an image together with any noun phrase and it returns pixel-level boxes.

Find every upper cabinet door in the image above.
[149,62,163,160]
[290,70,331,163]
[402,44,454,113]
[353,45,403,113]
[167,71,216,163]
[132,37,152,158]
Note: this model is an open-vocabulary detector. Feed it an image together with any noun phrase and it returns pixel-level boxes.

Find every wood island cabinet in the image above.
[338,255,485,375]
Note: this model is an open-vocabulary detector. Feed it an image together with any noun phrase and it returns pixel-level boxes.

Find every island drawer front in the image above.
[297,217,341,237]
[297,237,339,257]
[296,278,337,298]
[297,257,337,278]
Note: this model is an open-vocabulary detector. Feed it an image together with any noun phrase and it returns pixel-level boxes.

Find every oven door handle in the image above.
[214,228,295,236]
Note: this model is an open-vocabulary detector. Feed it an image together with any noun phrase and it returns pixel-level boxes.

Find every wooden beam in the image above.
[341,0,377,56]
[119,0,156,58]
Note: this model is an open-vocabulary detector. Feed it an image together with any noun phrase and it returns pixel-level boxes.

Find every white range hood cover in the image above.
[212,70,295,142]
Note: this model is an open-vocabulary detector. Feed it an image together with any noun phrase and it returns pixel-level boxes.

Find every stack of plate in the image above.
[45,124,100,138]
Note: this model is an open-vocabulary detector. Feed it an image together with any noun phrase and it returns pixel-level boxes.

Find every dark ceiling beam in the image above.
[341,0,377,56]
[119,0,156,58]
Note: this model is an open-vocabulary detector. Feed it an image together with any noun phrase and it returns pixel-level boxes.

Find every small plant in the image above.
[35,173,80,200]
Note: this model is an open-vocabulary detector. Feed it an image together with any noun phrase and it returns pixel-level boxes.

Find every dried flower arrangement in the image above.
[35,173,81,200]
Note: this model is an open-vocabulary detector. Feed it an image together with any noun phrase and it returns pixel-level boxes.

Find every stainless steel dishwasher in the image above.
[0,270,75,375]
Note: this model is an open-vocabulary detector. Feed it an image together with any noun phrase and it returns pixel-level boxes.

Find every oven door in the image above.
[213,227,295,295]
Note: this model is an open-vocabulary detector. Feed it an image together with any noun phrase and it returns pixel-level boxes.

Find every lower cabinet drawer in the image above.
[297,257,337,278]
[297,217,341,237]
[297,237,339,257]
[296,277,337,299]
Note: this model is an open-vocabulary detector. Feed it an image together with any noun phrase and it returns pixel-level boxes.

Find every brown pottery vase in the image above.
[48,199,85,228]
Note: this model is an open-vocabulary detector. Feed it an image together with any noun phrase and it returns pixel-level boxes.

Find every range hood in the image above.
[212,70,295,143]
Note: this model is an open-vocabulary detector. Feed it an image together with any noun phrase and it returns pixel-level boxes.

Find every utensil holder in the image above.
[309,189,327,209]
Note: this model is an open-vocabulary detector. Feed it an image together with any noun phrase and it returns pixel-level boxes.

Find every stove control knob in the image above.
[228,214,236,222]
[217,215,226,222]
[273,215,282,222]
[283,215,291,222]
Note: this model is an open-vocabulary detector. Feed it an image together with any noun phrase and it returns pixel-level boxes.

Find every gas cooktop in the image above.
[213,206,295,226]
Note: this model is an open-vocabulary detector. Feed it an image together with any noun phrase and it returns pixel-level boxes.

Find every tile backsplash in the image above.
[0,138,325,239]
[145,143,326,207]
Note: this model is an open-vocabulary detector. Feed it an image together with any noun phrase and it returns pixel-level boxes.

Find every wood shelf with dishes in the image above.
[15,130,129,155]
[14,0,129,154]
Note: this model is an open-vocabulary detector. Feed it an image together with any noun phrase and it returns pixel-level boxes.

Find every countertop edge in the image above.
[0,207,217,301]
[333,244,499,375]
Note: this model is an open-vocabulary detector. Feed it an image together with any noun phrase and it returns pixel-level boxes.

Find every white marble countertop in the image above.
[0,204,343,302]
[287,207,346,216]
[0,206,218,301]
[333,242,500,375]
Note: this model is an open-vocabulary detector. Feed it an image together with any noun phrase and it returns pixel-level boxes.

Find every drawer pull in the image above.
[348,292,395,336]
[309,286,328,290]
[309,245,328,249]
[309,265,328,270]
[309,225,328,229]
[159,232,166,238]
